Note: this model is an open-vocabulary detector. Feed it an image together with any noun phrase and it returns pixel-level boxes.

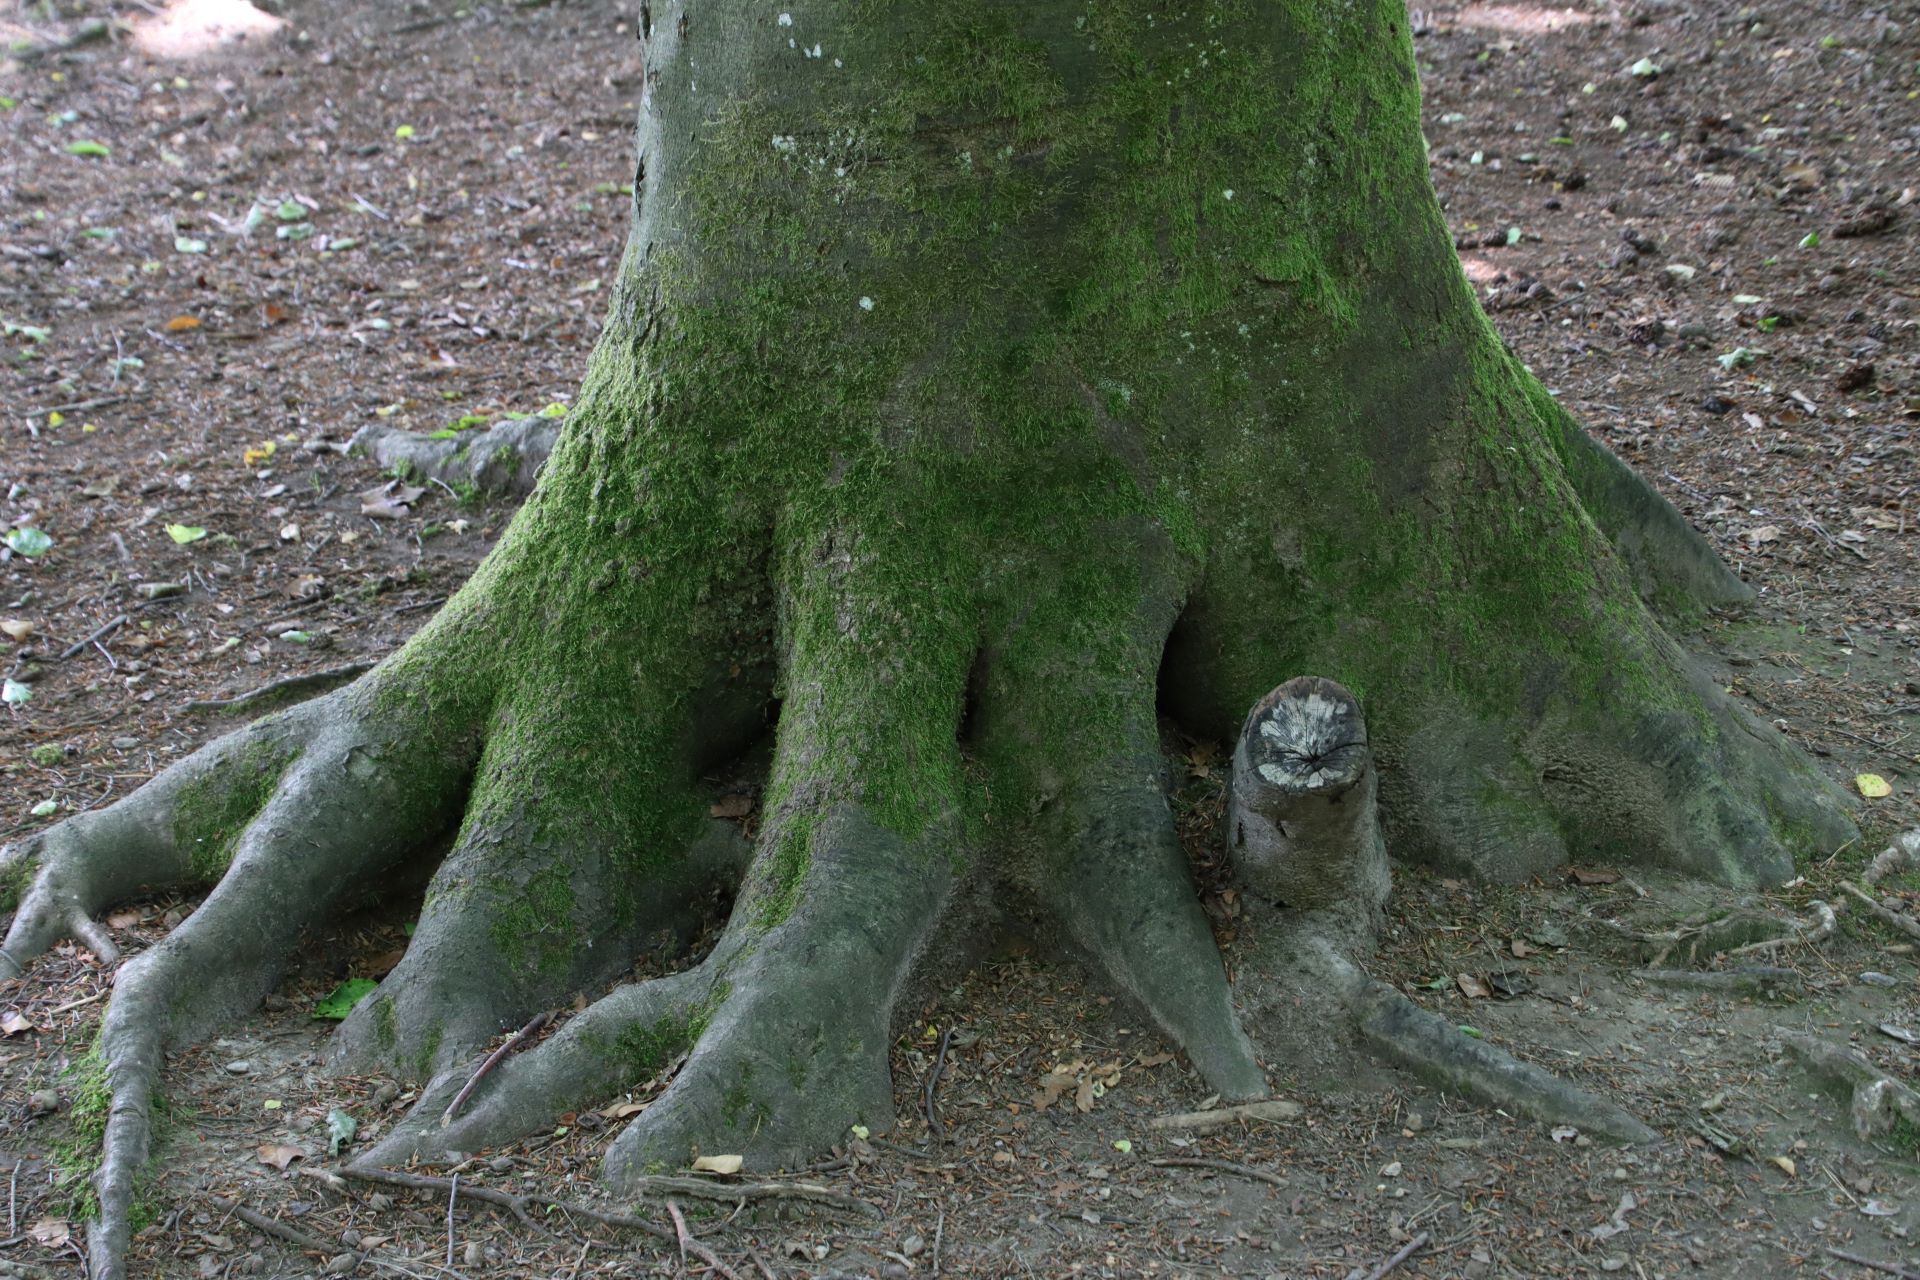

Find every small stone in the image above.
[162,907,187,929]
[1405,1111,1425,1132]
[885,1265,909,1280]
[489,1156,514,1172]
[28,1089,58,1115]
[1699,395,1734,414]
[1861,972,1901,987]
[112,736,139,750]
[325,1253,359,1275]
[340,1229,361,1248]
[224,1060,252,1075]
[366,1194,394,1212]
[1380,1161,1403,1177]
[901,1235,926,1258]
[463,1243,484,1268]
[1612,1166,1630,1181]
[1676,322,1710,339]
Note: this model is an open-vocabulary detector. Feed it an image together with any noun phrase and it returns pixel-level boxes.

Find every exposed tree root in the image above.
[351,412,559,497]
[1862,830,1920,886]
[1228,679,1658,1145]
[1779,1029,1920,1142]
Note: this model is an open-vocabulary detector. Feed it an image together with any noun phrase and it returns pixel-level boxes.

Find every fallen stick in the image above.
[443,1010,551,1125]
[341,1165,671,1242]
[1824,1245,1920,1279]
[1361,1230,1430,1280]
[58,614,127,662]
[1148,1100,1303,1133]
[668,1200,741,1280]
[1838,882,1920,942]
[626,1175,881,1219]
[207,1194,346,1259]
[1148,1157,1289,1188]
[186,661,376,713]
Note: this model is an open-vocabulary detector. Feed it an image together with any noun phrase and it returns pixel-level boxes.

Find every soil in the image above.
[2,1,1919,1277]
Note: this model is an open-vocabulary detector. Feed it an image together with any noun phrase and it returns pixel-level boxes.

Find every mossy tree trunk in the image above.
[2,2,1856,1275]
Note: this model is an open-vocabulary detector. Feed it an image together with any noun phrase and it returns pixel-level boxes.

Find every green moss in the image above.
[415,1024,444,1080]
[172,737,299,881]
[606,987,726,1077]
[373,996,399,1053]
[49,1046,111,1221]
[0,850,37,915]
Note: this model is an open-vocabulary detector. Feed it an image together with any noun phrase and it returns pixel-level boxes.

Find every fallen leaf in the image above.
[2,1010,36,1036]
[0,620,33,641]
[28,1219,70,1248]
[255,1144,304,1170]
[601,1101,649,1120]
[1858,774,1892,799]
[165,524,208,544]
[1456,973,1491,999]
[107,910,140,929]
[164,315,202,332]
[692,1155,743,1175]
[709,794,753,819]
[1771,1155,1797,1177]
[312,978,378,1020]
[1510,938,1534,958]
[1567,866,1622,886]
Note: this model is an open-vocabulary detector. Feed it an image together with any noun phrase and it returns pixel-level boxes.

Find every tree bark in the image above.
[0,2,1861,1274]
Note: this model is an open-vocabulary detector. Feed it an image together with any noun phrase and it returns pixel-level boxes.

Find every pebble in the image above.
[463,1243,484,1268]
[1676,322,1710,339]
[28,1089,58,1115]
[1862,972,1902,987]
[901,1235,926,1258]
[224,1060,252,1075]
[489,1156,514,1172]
[325,1253,359,1275]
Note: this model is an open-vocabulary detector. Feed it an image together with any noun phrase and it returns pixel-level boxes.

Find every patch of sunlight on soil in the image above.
[132,0,285,60]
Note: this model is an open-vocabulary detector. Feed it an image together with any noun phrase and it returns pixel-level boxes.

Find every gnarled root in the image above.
[1229,677,1657,1144]
[351,412,559,497]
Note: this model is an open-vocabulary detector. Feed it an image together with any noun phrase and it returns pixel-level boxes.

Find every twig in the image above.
[186,661,375,713]
[923,1024,955,1142]
[446,1173,458,1268]
[57,614,126,661]
[47,988,108,1015]
[342,1165,672,1242]
[932,1204,944,1278]
[667,1200,741,1280]
[443,1011,551,1125]
[1148,1157,1290,1188]
[628,1175,880,1219]
[206,1194,349,1259]
[26,393,134,417]
[1839,881,1920,941]
[1362,1230,1430,1280]
[1824,1246,1920,1279]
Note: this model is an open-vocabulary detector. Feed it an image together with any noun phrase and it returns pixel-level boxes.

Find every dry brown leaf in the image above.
[600,1100,649,1120]
[164,315,202,332]
[107,909,142,929]
[692,1154,743,1175]
[709,794,753,819]
[1567,866,1621,886]
[1136,1052,1175,1068]
[1075,1077,1096,1112]
[2,1010,37,1036]
[1510,938,1533,958]
[1455,973,1491,1000]
[1,619,35,641]
[255,1144,305,1170]
[28,1219,70,1248]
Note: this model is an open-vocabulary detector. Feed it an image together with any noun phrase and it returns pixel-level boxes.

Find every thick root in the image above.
[81,706,469,1280]
[351,412,558,497]
[606,805,954,1177]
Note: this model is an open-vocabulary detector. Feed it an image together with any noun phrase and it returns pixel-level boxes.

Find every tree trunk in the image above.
[0,2,1858,1274]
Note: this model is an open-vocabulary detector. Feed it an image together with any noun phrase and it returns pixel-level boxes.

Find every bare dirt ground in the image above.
[2,1,1919,1277]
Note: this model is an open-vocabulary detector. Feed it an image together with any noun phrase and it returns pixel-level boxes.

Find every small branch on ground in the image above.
[1823,1246,1920,1280]
[341,1164,671,1242]
[668,1200,742,1280]
[922,1023,955,1143]
[443,1010,552,1126]
[1149,1157,1290,1188]
[1360,1230,1430,1280]
[1148,1100,1303,1133]
[207,1195,354,1262]
[186,662,377,713]
[1632,966,1799,995]
[58,614,127,662]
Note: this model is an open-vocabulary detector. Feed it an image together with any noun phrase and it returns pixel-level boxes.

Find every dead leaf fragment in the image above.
[256,1144,305,1170]
[1456,973,1491,999]
[1567,866,1622,886]
[1771,1154,1797,1177]
[692,1154,743,1175]
[0,619,32,641]
[600,1100,649,1120]
[28,1219,70,1248]
[164,315,202,332]
[359,482,427,520]
[2,1009,37,1036]
[709,794,753,819]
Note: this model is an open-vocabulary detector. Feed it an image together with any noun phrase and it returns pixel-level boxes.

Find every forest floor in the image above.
[2,0,1919,1277]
